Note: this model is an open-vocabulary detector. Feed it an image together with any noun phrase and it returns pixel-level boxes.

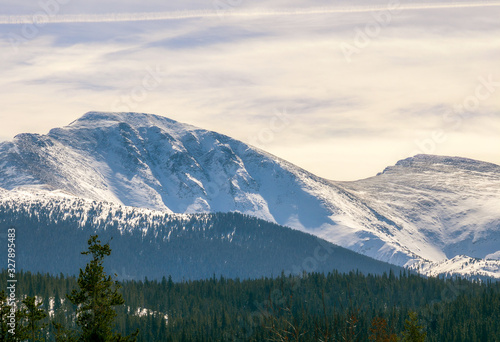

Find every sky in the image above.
[0,0,499,181]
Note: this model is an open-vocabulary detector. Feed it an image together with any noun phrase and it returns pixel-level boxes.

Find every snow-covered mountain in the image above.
[335,155,500,278]
[0,189,401,280]
[0,112,498,279]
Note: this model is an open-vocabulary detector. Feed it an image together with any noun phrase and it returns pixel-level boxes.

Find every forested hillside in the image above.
[0,199,401,280]
[1,270,498,341]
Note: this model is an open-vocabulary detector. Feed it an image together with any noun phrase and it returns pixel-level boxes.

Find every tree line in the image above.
[1,235,499,341]
[1,235,137,341]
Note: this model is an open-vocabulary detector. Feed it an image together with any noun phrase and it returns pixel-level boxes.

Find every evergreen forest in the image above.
[1,251,499,341]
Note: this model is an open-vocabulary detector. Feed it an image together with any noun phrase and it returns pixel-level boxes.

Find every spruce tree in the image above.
[0,291,17,342]
[20,296,47,341]
[401,311,426,342]
[67,235,138,342]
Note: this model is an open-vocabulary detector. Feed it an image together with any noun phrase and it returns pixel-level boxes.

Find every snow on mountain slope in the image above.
[412,255,500,280]
[0,112,416,265]
[0,189,402,280]
[0,112,498,279]
[0,188,189,233]
[334,155,500,278]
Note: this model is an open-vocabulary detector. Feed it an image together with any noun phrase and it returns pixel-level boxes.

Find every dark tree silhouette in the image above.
[401,311,426,342]
[67,235,138,342]
[21,296,47,341]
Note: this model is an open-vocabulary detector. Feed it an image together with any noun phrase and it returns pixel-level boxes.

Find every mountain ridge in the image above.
[1,111,499,279]
[379,154,500,175]
[0,188,403,281]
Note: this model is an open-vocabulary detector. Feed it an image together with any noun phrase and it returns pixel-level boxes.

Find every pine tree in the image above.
[0,291,18,342]
[66,235,138,342]
[20,296,47,341]
[401,311,426,342]
[53,322,78,342]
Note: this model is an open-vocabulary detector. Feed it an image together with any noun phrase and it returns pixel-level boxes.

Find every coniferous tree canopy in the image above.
[401,311,427,342]
[1,236,499,341]
[20,296,47,342]
[0,290,19,342]
[66,235,138,342]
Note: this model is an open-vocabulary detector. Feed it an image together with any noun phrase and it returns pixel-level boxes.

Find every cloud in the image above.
[0,2,499,180]
[1,1,500,24]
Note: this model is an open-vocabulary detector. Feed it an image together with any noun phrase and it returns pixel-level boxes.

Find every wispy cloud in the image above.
[1,2,499,24]
[0,2,498,180]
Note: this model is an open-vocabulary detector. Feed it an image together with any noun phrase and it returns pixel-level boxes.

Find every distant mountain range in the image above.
[0,111,498,279]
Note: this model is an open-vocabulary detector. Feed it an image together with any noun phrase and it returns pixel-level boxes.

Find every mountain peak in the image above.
[379,154,500,175]
[1,112,499,279]
[66,111,193,131]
